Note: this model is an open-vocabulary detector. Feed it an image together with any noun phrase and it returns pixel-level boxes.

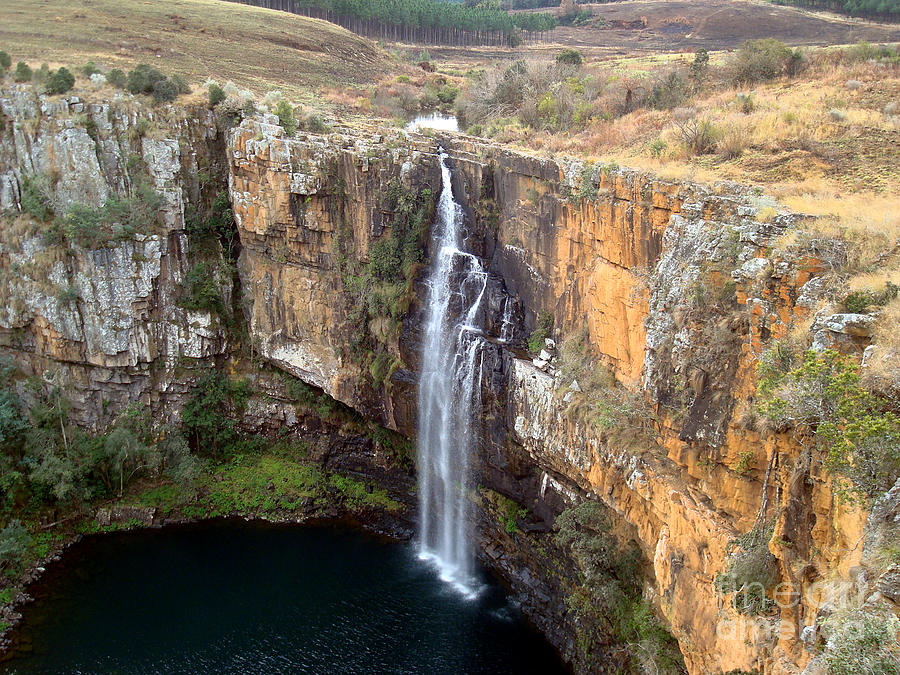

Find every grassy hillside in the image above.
[0,0,396,98]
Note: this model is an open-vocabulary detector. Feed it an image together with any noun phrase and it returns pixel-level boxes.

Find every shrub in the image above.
[301,112,329,134]
[55,284,80,308]
[81,61,100,77]
[649,138,667,158]
[20,173,54,222]
[527,310,554,353]
[185,191,234,246]
[0,520,30,577]
[556,48,583,67]
[45,67,75,95]
[758,349,900,501]
[170,74,190,95]
[842,282,898,313]
[715,522,777,615]
[31,63,50,86]
[151,77,178,103]
[13,61,32,83]
[181,371,246,456]
[275,99,296,136]
[208,82,226,107]
[718,125,749,159]
[676,116,721,155]
[689,48,709,82]
[126,63,166,95]
[436,84,459,105]
[106,68,127,88]
[821,609,900,675]
[180,261,227,317]
[63,203,104,247]
[734,92,755,113]
[649,71,690,110]
[555,501,685,672]
[61,183,164,247]
[731,39,803,85]
[0,51,11,71]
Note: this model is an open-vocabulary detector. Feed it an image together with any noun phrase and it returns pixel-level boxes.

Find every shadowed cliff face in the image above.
[0,87,886,675]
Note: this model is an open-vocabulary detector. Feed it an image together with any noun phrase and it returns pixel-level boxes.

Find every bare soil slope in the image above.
[536,0,900,53]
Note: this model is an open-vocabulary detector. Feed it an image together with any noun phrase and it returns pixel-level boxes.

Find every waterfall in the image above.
[417,150,487,596]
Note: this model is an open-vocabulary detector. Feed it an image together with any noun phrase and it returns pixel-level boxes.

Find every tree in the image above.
[0,520,30,577]
[690,48,709,83]
[208,83,226,107]
[556,47,583,67]
[181,371,247,456]
[46,67,75,95]
[13,61,32,83]
[275,99,297,136]
[126,64,166,95]
[107,68,127,88]
[758,349,900,502]
[151,77,178,103]
[102,426,159,498]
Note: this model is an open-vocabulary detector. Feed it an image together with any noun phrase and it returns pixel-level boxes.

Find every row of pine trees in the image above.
[230,0,558,46]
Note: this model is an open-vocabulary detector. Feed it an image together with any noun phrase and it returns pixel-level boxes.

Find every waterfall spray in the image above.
[416,150,487,596]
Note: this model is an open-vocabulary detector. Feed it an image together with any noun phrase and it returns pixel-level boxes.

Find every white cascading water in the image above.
[417,150,487,596]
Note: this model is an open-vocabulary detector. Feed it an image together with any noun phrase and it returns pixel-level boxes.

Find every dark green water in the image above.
[1,521,568,674]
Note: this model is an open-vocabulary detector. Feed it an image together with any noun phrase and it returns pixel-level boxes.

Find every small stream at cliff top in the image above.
[405,114,459,133]
[416,150,485,595]
[0,521,567,674]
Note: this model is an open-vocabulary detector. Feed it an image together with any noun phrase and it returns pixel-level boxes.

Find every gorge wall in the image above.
[1,83,896,674]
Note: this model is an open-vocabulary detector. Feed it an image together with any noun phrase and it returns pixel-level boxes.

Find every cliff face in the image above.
[1,86,893,674]
[0,85,232,429]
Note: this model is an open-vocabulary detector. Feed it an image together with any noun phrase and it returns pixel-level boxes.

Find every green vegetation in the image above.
[820,609,900,674]
[0,51,11,71]
[107,68,126,89]
[181,371,250,457]
[842,281,898,314]
[126,64,182,102]
[208,82,226,107]
[45,66,75,95]
[770,0,900,20]
[185,191,236,253]
[334,178,434,384]
[731,39,803,86]
[185,454,323,518]
[556,48,582,67]
[179,261,231,320]
[482,488,526,534]
[0,520,30,577]
[715,522,778,615]
[758,348,900,502]
[555,501,686,674]
[13,62,32,83]
[180,452,400,519]
[527,310,554,353]
[56,182,165,248]
[20,174,54,222]
[275,99,297,136]
[557,328,658,442]
[265,0,557,46]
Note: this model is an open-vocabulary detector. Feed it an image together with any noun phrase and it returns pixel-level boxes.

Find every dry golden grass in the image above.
[0,0,396,100]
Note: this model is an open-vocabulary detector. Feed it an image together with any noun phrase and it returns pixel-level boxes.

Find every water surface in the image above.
[405,114,459,133]
[1,521,567,674]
